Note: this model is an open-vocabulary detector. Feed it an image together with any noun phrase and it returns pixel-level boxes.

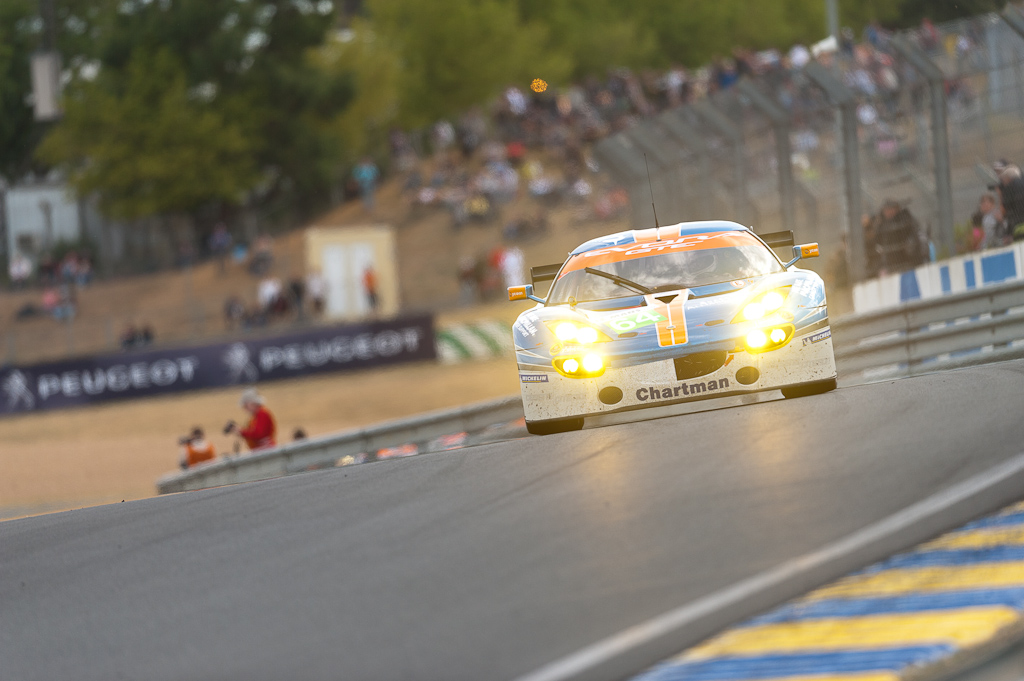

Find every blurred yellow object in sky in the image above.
[531,78,547,93]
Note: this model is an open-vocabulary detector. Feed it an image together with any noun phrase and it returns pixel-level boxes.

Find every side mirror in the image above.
[508,284,545,303]
[784,243,819,268]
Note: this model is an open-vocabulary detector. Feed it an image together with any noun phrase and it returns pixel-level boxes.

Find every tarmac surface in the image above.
[4,360,1024,681]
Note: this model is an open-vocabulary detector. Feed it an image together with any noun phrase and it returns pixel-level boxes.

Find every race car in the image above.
[507,220,837,435]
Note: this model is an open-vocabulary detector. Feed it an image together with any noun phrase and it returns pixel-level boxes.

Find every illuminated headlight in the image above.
[546,321,611,344]
[743,324,795,353]
[735,288,791,324]
[742,303,766,321]
[554,354,606,378]
[555,322,578,342]
[746,329,768,349]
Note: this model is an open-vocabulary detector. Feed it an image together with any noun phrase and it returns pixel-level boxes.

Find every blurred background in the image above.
[1,0,1021,366]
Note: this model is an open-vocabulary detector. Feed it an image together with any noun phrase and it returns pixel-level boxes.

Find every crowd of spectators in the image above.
[374,13,1006,293]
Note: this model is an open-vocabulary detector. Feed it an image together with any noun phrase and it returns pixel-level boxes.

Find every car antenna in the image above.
[644,154,661,241]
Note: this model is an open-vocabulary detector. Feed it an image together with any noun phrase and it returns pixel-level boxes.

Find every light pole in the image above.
[826,0,840,39]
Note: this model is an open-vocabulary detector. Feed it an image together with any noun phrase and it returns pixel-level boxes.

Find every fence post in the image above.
[803,61,866,283]
[890,36,956,259]
[737,79,797,233]
[692,100,753,226]
[1001,7,1024,119]
[657,110,714,218]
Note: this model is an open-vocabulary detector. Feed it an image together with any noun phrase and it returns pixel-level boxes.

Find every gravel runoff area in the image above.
[0,355,522,520]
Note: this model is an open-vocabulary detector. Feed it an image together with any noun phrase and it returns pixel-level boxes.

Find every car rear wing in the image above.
[757,230,795,248]
[530,263,562,286]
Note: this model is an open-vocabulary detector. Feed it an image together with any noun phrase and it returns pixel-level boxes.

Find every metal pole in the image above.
[737,80,796,231]
[804,61,865,281]
[891,36,955,257]
[825,0,840,39]
[692,100,751,225]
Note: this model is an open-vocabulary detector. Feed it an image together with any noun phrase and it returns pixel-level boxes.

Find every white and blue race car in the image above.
[508,221,837,435]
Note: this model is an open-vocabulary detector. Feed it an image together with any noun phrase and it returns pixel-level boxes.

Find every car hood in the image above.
[513,269,827,367]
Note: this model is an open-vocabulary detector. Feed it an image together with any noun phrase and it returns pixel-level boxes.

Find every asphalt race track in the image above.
[4,361,1024,681]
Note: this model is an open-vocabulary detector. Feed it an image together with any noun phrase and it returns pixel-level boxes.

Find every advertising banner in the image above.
[0,315,435,416]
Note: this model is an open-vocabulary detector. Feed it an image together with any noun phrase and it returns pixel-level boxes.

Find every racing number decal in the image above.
[649,296,688,347]
[608,310,665,333]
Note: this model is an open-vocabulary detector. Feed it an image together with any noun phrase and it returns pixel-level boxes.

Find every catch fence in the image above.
[593,7,1024,286]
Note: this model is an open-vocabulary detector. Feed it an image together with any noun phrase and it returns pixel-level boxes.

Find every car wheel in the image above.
[782,377,838,399]
[526,417,585,435]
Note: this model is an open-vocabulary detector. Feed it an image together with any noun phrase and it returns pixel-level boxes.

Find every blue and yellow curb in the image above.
[631,500,1024,681]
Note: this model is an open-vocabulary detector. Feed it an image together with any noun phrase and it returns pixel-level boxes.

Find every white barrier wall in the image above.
[853,243,1024,313]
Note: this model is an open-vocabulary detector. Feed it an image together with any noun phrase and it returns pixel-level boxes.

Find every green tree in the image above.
[37,49,257,220]
[309,20,402,167]
[368,0,571,127]
[894,0,1008,24]
[0,0,44,182]
[515,0,656,78]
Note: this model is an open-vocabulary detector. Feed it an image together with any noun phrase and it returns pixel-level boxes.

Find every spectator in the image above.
[75,256,92,287]
[8,253,32,290]
[978,193,1004,249]
[969,212,985,252]
[248,235,274,277]
[870,200,926,275]
[225,388,277,451]
[208,223,233,274]
[997,166,1024,239]
[257,275,283,313]
[178,427,216,469]
[120,324,139,351]
[224,295,245,330]
[288,276,306,320]
[499,244,526,289]
[307,270,325,316]
[362,266,379,312]
[352,157,380,213]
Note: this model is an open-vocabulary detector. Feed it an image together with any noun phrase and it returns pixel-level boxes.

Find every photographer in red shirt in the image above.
[225,388,277,451]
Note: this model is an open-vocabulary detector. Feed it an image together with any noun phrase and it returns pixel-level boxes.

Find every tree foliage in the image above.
[0,0,1011,225]
[0,0,45,183]
[367,0,571,127]
[37,49,257,220]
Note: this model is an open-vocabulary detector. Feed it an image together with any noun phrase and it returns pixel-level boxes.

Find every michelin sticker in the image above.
[520,374,549,383]
[802,329,831,346]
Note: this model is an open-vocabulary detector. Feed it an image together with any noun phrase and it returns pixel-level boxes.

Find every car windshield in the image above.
[548,234,783,304]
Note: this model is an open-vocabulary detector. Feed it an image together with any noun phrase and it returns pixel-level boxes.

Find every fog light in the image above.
[582,354,603,373]
[746,329,768,349]
[563,358,580,373]
[770,328,787,343]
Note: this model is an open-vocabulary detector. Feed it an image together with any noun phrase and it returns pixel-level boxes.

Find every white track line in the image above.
[513,451,1024,681]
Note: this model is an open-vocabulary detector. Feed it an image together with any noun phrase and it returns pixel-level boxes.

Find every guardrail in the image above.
[157,396,524,494]
[832,277,1024,381]
[161,282,1024,494]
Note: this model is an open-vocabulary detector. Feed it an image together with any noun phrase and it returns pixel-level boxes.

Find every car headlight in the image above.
[554,353,605,378]
[734,287,791,323]
[743,324,795,353]
[546,321,611,344]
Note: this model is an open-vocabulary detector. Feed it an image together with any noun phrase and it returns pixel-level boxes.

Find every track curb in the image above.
[514,452,1024,681]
